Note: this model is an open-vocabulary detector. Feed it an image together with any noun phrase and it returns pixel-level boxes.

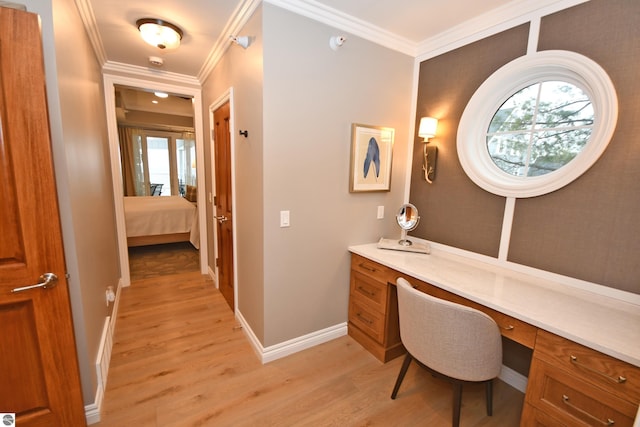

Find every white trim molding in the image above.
[236,310,347,364]
[265,0,416,56]
[86,281,122,424]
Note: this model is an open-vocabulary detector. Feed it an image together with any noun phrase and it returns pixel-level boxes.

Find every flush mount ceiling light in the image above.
[136,18,183,50]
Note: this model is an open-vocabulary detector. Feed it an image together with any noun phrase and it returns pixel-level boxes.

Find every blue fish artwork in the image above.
[363,137,380,179]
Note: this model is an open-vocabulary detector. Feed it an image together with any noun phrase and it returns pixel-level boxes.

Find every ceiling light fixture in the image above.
[154,91,169,98]
[136,18,183,50]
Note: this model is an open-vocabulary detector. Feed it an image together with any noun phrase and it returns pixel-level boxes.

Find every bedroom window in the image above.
[126,130,196,197]
[457,50,618,198]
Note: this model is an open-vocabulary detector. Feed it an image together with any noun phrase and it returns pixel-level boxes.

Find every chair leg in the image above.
[485,379,493,416]
[452,381,463,427]
[390,353,413,399]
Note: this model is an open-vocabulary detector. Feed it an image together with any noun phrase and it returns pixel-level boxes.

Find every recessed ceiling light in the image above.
[152,100,159,104]
[154,91,169,98]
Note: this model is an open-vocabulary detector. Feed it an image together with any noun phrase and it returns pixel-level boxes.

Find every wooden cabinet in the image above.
[348,253,640,426]
[348,254,404,362]
[522,330,640,426]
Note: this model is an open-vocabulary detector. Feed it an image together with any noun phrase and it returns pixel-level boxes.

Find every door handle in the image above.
[215,215,228,224]
[11,273,59,293]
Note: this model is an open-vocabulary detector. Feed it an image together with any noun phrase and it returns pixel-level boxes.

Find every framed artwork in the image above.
[349,123,394,192]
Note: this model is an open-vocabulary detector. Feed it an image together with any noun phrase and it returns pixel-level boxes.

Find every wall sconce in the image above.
[329,36,346,50]
[418,117,438,184]
[230,35,250,49]
[136,18,183,50]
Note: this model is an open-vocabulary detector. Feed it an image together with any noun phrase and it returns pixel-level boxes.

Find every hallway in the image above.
[96,272,524,426]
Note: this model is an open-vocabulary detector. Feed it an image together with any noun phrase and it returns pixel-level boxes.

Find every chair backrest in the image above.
[396,277,502,382]
[150,183,163,196]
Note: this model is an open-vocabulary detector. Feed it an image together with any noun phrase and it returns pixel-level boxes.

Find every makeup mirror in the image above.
[377,203,430,254]
[397,203,419,246]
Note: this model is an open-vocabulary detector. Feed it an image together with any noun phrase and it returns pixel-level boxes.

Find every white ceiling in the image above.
[84,0,523,80]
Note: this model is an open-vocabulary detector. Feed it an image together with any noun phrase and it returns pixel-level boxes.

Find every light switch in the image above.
[280,210,290,227]
[377,205,384,219]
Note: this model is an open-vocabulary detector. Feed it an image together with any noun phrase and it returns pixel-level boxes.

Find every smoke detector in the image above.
[148,56,164,67]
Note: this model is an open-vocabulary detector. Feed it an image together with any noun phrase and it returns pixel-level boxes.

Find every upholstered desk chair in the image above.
[391,278,503,427]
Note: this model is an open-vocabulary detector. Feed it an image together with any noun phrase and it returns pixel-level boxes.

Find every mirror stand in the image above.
[398,228,412,246]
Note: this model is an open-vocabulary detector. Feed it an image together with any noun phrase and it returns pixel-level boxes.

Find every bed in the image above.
[124,196,199,248]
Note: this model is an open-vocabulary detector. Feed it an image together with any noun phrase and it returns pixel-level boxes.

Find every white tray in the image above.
[377,237,430,254]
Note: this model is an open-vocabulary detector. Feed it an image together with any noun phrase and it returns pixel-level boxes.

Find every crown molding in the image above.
[102,61,201,87]
[74,0,107,66]
[416,0,589,61]
[265,0,417,56]
[198,0,262,83]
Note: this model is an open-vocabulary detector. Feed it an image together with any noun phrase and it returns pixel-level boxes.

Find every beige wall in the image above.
[261,5,413,346]
[411,0,640,295]
[203,4,414,347]
[25,0,120,404]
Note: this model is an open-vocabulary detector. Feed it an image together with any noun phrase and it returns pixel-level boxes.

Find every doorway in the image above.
[103,75,207,287]
[210,90,237,311]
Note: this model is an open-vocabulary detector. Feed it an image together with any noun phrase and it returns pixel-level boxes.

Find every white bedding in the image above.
[124,196,199,247]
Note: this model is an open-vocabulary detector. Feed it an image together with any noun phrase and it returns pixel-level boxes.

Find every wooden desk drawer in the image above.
[350,270,388,313]
[400,274,537,348]
[521,402,566,426]
[527,358,637,427]
[349,299,385,344]
[534,330,640,403]
[351,254,392,283]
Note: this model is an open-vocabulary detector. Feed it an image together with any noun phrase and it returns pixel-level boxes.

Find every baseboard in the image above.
[235,310,347,364]
[84,388,102,425]
[499,364,528,393]
[85,280,121,425]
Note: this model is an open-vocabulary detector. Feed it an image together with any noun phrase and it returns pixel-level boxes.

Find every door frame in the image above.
[103,74,207,286]
[210,88,239,312]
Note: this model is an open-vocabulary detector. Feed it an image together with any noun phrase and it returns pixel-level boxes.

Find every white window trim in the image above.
[457,50,618,198]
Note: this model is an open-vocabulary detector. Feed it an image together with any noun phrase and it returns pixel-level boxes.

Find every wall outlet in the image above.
[105,286,115,307]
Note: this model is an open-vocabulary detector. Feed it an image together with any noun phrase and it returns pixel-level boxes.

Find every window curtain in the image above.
[177,132,196,196]
[118,126,147,196]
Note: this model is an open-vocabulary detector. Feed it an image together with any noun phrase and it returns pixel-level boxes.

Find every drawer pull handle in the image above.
[562,394,615,425]
[570,355,627,384]
[501,325,515,331]
[357,286,375,297]
[359,263,378,273]
[356,312,374,325]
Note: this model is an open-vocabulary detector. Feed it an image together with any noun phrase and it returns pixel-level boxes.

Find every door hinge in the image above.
[214,196,217,205]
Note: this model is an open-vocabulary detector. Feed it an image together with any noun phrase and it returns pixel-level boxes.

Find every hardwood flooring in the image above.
[96,272,524,426]
[128,242,199,281]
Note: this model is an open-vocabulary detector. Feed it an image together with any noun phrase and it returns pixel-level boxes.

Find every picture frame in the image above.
[349,123,394,192]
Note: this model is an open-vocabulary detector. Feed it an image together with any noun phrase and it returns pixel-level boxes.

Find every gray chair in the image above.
[391,277,503,427]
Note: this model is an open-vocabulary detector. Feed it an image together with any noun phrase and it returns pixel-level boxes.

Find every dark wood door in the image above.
[0,7,86,426]
[213,102,234,310]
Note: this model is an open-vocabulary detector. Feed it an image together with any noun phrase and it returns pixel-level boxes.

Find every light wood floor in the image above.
[96,272,524,426]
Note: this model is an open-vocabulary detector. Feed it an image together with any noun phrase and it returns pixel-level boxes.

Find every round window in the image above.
[457,51,617,198]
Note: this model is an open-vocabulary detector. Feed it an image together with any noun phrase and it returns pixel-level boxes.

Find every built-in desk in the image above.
[348,243,640,426]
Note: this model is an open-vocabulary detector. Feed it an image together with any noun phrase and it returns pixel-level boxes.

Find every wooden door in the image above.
[0,8,86,426]
[213,102,234,310]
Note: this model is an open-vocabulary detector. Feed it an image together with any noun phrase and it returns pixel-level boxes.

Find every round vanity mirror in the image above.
[397,203,419,246]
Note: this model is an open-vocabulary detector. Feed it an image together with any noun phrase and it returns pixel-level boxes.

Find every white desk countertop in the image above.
[349,243,640,368]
